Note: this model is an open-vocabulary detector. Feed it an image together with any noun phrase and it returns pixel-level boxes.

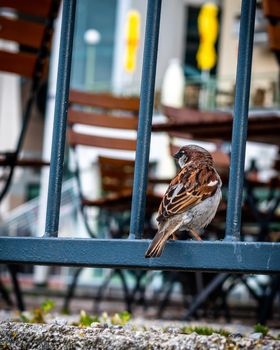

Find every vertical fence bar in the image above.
[225,0,256,240]
[44,0,76,237]
[129,0,162,240]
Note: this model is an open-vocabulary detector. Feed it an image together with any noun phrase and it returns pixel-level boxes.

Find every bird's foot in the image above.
[189,228,202,241]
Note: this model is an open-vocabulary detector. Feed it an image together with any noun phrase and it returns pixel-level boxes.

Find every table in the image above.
[152,106,280,145]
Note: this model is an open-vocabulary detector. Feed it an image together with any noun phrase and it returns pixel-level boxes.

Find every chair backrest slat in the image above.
[0,16,46,49]
[68,109,138,130]
[0,0,53,18]
[263,0,280,19]
[67,91,139,153]
[0,0,59,77]
[0,50,37,77]
[68,129,137,151]
[98,156,135,193]
[67,90,140,196]
[69,90,140,113]
[267,24,280,51]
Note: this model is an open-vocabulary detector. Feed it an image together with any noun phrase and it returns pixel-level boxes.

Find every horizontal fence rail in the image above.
[0,0,279,274]
[0,238,279,273]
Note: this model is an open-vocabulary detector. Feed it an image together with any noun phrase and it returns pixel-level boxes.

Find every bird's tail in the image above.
[145,221,181,258]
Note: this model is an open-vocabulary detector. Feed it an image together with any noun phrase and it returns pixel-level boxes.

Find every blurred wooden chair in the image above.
[0,0,60,202]
[0,0,60,311]
[63,89,161,313]
[263,0,280,63]
[67,90,160,235]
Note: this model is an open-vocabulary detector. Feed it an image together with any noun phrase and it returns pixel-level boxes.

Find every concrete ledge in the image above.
[0,321,279,350]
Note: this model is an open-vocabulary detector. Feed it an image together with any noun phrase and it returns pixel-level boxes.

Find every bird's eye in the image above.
[174,151,183,159]
[180,150,188,157]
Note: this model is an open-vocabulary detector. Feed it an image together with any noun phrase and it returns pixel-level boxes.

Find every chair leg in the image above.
[258,275,280,325]
[219,279,240,323]
[62,267,83,313]
[183,273,230,320]
[93,269,116,314]
[214,290,231,323]
[142,271,156,311]
[7,265,24,311]
[131,270,146,305]
[93,269,132,314]
[115,269,132,313]
[0,278,13,307]
[157,273,179,318]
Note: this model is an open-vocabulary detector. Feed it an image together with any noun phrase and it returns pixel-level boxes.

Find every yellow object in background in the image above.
[124,10,140,73]
[196,3,219,70]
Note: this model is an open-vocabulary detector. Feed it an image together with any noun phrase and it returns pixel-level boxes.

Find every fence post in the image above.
[129,0,162,240]
[45,0,76,237]
[225,0,256,240]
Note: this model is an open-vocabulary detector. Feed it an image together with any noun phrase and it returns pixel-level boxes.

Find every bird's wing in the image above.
[157,163,221,223]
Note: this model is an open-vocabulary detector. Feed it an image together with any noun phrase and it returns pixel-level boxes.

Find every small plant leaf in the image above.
[79,310,99,327]
[119,311,131,322]
[31,308,45,323]
[40,299,55,313]
[19,313,30,323]
[254,323,269,336]
[101,312,109,323]
[180,326,230,337]
[111,311,131,326]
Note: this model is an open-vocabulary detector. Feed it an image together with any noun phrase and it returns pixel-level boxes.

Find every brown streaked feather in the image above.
[157,162,220,224]
[145,220,182,258]
[145,145,222,259]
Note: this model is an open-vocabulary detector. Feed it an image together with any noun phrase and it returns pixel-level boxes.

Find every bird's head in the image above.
[174,144,213,169]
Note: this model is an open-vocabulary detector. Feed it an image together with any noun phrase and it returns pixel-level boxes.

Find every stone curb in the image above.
[1,321,280,350]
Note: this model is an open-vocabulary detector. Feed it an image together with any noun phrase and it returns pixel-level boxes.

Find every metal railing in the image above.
[0,179,78,238]
[0,0,279,273]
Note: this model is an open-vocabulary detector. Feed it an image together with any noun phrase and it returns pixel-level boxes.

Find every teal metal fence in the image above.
[0,0,279,274]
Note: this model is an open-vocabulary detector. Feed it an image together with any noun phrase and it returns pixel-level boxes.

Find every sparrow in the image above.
[145,145,222,258]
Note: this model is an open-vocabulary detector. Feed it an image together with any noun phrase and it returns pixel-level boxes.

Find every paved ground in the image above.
[1,275,280,348]
[1,293,280,349]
